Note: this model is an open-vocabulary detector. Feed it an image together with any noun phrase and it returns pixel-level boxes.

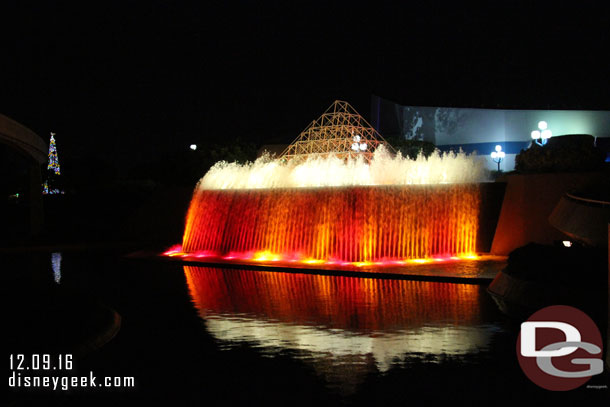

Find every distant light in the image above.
[359,143,367,151]
[51,252,62,284]
[353,135,361,142]
[490,145,505,170]
[351,142,359,151]
[532,121,552,146]
[190,144,197,151]
[562,240,572,248]
[491,145,505,159]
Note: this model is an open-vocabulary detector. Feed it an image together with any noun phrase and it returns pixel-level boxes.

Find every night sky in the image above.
[1,1,609,177]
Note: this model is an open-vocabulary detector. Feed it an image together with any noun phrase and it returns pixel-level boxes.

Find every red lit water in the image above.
[180,185,480,264]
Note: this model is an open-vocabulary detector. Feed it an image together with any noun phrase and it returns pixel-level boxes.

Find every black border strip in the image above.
[125,251,495,286]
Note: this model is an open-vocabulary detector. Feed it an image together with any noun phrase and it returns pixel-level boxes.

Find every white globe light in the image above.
[498,151,505,158]
[359,143,367,151]
[541,129,552,139]
[351,142,359,151]
[491,152,497,159]
[531,130,541,140]
[190,144,197,151]
[538,121,547,130]
[353,135,361,142]
[495,145,502,152]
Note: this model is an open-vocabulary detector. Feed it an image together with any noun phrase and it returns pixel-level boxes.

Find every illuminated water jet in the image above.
[200,146,487,189]
[171,101,492,269]
[180,183,481,265]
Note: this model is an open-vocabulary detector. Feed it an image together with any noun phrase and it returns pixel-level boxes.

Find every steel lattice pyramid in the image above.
[280,100,394,161]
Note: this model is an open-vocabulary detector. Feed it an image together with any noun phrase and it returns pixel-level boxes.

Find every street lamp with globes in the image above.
[531,121,552,146]
[490,145,505,171]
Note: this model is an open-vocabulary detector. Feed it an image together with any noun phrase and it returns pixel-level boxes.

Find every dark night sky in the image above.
[1,1,609,173]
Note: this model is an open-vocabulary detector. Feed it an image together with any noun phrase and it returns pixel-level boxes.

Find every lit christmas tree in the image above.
[47,132,61,174]
[42,132,64,195]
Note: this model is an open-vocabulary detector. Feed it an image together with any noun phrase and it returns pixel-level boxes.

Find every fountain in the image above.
[166,101,497,271]
[183,183,480,262]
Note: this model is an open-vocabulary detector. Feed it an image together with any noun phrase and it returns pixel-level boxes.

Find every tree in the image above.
[42,132,64,195]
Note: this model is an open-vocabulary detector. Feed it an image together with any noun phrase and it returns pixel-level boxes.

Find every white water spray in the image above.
[197,146,489,190]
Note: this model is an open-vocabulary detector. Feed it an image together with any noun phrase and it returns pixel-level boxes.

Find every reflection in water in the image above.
[51,252,62,284]
[184,266,502,391]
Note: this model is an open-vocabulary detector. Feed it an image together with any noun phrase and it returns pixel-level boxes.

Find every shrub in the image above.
[515,134,605,172]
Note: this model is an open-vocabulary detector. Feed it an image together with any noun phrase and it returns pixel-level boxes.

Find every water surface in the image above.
[6,251,608,405]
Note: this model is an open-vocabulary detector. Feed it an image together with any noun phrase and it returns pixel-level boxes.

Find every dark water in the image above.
[5,251,609,406]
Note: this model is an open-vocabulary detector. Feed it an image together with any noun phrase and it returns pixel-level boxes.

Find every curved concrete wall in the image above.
[490,172,608,255]
[0,113,47,164]
[0,113,46,236]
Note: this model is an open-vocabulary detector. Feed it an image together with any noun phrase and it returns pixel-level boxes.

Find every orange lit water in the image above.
[184,266,483,330]
[181,185,480,264]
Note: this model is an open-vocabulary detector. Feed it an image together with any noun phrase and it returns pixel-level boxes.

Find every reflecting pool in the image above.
[185,266,504,392]
[6,251,607,405]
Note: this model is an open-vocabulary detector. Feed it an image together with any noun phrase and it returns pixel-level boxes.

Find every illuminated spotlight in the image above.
[460,254,479,260]
[562,240,572,247]
[190,144,198,151]
[490,145,505,171]
[351,132,367,151]
[531,121,552,146]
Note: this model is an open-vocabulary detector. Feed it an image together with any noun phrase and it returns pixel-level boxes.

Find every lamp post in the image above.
[490,145,505,171]
[531,121,552,146]
[351,133,367,152]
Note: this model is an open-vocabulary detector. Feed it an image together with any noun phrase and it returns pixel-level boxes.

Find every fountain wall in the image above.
[182,184,484,263]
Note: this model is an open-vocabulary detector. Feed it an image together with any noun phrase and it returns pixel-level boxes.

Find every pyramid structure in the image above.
[280,100,395,161]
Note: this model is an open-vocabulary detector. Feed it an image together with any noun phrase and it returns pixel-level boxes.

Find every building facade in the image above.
[371,95,610,171]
